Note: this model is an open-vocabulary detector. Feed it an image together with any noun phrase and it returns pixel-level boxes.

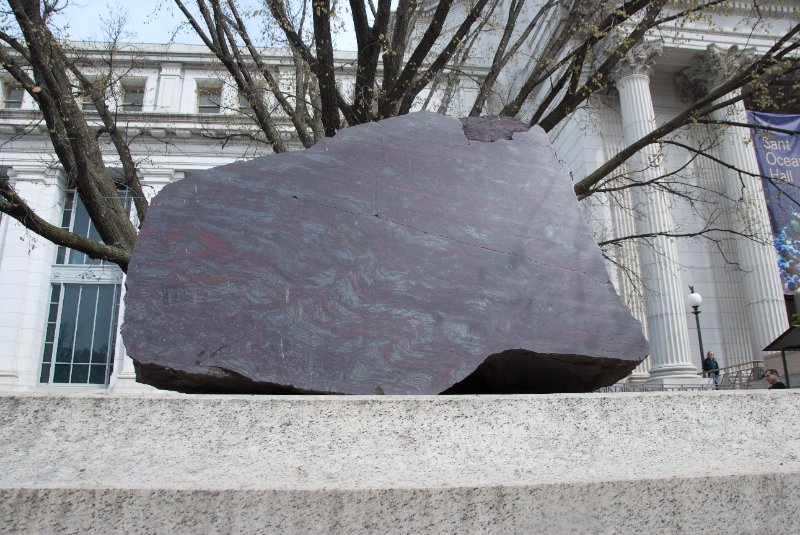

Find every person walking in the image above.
[703,351,721,388]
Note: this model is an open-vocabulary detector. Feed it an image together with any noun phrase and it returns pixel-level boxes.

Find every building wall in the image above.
[0,46,293,394]
[0,3,794,393]
[546,2,792,377]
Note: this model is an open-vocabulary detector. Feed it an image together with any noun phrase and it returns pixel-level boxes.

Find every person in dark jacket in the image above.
[765,369,788,389]
[702,351,721,387]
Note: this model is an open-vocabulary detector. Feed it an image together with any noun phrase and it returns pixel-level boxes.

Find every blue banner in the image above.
[749,111,800,293]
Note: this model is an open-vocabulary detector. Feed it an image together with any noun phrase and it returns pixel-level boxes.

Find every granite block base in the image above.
[1,392,798,534]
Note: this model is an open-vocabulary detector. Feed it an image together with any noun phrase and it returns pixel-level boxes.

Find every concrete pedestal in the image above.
[1,392,798,534]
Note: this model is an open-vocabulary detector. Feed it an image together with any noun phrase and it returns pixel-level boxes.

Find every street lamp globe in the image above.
[687,291,702,308]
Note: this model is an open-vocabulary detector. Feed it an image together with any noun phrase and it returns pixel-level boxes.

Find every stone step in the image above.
[1,391,798,534]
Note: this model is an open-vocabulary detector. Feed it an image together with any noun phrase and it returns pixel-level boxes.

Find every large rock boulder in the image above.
[122,112,647,394]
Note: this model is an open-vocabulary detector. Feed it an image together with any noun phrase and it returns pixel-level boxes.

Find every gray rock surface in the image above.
[122,112,647,394]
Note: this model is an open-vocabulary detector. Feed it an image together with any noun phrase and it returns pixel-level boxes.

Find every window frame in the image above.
[3,83,24,109]
[40,184,127,388]
[39,282,121,387]
[197,84,222,114]
[55,187,132,267]
[121,84,145,113]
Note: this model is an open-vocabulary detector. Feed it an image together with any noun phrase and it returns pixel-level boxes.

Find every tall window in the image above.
[80,80,104,112]
[238,92,251,114]
[81,91,94,111]
[41,187,128,386]
[121,85,144,112]
[40,283,121,385]
[197,86,222,113]
[3,83,23,109]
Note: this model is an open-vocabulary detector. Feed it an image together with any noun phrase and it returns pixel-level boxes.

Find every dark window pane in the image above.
[59,194,74,264]
[55,285,80,363]
[198,89,221,113]
[91,286,115,364]
[107,286,120,377]
[40,284,61,382]
[67,249,91,264]
[67,249,88,265]
[121,190,132,213]
[71,364,89,383]
[55,348,71,363]
[89,365,107,384]
[72,285,98,364]
[4,86,23,109]
[73,348,91,364]
[68,197,92,264]
[41,342,53,364]
[45,322,56,342]
[52,364,70,383]
[60,192,73,226]
[123,88,144,112]
[71,195,91,237]
[82,93,93,110]
[62,190,129,265]
[39,363,51,383]
[90,347,109,364]
[87,217,102,244]
[67,250,87,265]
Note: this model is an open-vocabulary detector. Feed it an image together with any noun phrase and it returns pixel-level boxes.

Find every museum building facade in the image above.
[0,1,795,393]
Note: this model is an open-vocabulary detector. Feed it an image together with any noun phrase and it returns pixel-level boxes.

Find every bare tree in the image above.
[0,0,144,271]
[2,0,799,274]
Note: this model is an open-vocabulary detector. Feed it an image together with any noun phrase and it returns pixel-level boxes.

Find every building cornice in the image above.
[668,0,798,16]
[54,41,359,69]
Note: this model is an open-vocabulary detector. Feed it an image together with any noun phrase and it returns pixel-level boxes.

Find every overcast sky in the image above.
[53,0,358,50]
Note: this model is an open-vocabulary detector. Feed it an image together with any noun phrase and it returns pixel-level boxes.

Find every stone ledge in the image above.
[1,391,798,533]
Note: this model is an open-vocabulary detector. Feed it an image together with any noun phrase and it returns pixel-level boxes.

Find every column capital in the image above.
[676,44,756,102]
[610,41,663,83]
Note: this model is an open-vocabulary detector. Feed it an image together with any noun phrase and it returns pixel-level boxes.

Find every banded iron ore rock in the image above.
[123,112,648,394]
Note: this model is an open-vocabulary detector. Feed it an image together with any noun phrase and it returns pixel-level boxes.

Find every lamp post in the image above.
[687,286,705,370]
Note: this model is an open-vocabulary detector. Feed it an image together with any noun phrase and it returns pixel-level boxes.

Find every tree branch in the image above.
[312,0,340,135]
[396,0,492,116]
[379,0,454,116]
[0,178,131,270]
[536,0,668,132]
[470,0,556,116]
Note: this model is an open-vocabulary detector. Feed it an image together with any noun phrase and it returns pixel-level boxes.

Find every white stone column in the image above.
[678,45,788,359]
[597,94,651,382]
[0,166,61,391]
[686,134,753,366]
[613,43,700,383]
[108,169,184,395]
[715,102,788,355]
